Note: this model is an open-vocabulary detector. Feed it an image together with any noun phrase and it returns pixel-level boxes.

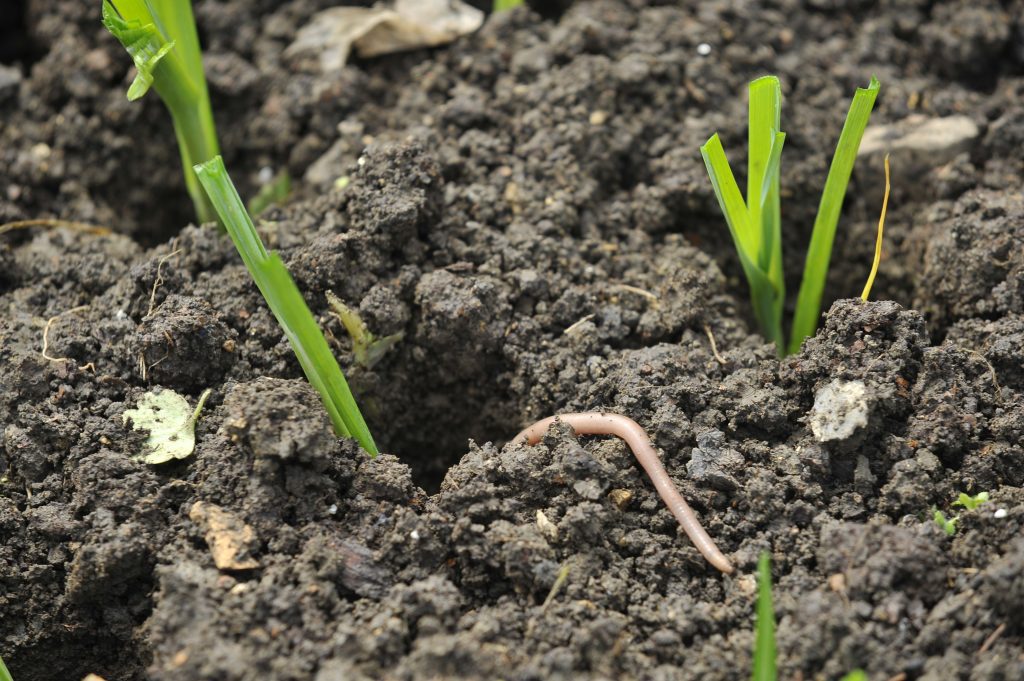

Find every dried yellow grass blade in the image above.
[860,154,890,301]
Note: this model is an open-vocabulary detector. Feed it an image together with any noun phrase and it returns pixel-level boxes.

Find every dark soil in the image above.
[2,0,1024,679]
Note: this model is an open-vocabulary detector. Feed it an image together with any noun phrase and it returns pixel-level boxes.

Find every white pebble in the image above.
[327,504,338,515]
[257,166,274,183]
[697,43,712,56]
[994,508,1008,519]
[410,529,421,540]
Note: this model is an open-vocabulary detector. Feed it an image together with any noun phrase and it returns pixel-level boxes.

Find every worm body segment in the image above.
[514,412,735,574]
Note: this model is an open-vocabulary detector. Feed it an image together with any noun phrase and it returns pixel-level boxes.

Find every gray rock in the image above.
[809,379,870,443]
[687,430,745,491]
[859,114,980,177]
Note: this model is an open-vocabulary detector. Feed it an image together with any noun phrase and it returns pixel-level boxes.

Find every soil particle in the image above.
[947,314,1024,391]
[914,190,1024,331]
[223,377,338,464]
[131,295,238,390]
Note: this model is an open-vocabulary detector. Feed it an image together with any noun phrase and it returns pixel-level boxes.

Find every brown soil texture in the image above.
[2,0,1024,679]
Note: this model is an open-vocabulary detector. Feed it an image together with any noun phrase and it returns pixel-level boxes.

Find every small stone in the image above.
[859,115,979,176]
[536,510,559,540]
[687,430,745,491]
[608,489,633,510]
[736,574,757,595]
[589,110,608,125]
[828,573,847,592]
[809,380,870,443]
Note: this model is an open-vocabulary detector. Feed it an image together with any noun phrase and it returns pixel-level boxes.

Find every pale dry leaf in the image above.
[189,501,260,571]
[122,388,211,464]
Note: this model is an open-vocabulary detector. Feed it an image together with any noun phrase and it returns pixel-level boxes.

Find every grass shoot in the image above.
[194,156,378,456]
[701,76,880,356]
[103,0,221,226]
[753,552,776,681]
[0,654,11,681]
[493,0,525,10]
[752,552,868,681]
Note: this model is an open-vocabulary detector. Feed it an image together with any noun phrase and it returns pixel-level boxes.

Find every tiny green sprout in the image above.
[193,156,378,456]
[701,76,880,356]
[953,491,990,511]
[934,491,991,535]
[751,553,869,680]
[934,509,958,536]
[0,653,12,681]
[753,551,776,681]
[102,0,221,226]
[326,291,404,369]
[493,0,525,10]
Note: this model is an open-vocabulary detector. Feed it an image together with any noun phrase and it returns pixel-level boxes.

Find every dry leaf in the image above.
[189,501,260,571]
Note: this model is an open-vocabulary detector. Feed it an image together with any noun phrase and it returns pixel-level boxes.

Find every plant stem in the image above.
[752,552,776,681]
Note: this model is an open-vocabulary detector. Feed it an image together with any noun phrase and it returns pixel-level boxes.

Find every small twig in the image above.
[563,314,595,336]
[612,284,659,304]
[525,561,573,638]
[514,412,734,574]
[956,345,1002,402]
[0,219,112,237]
[541,562,571,610]
[977,622,1006,654]
[148,245,182,317]
[41,306,90,363]
[704,323,727,365]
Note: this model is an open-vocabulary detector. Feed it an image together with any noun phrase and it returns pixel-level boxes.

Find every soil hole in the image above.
[369,361,518,493]
[0,0,39,65]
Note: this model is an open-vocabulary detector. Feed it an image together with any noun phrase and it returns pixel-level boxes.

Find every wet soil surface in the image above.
[2,0,1024,679]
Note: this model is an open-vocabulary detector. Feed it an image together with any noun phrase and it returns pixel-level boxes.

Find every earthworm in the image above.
[514,412,735,574]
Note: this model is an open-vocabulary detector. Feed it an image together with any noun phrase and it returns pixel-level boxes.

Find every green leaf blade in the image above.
[748,75,782,275]
[701,134,757,260]
[789,76,880,355]
[702,133,784,350]
[193,156,379,457]
[752,551,777,681]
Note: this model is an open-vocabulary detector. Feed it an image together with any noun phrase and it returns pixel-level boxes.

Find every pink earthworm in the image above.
[514,412,735,574]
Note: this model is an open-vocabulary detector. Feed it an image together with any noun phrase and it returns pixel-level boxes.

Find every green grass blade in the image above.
[702,133,783,349]
[493,0,525,10]
[840,671,867,681]
[194,156,379,456]
[0,654,12,681]
[747,76,781,275]
[701,134,756,260]
[788,76,880,354]
[758,130,786,351]
[752,552,776,681]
